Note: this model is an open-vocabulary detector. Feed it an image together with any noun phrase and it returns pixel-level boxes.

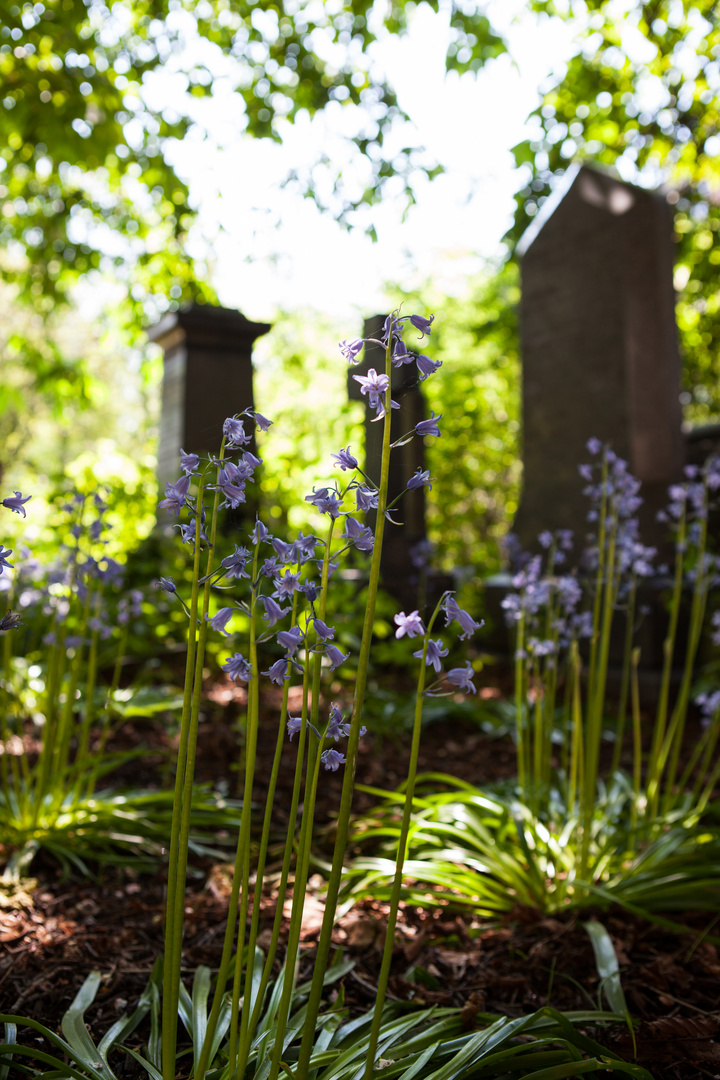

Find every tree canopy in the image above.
[509,0,720,417]
[1,0,505,316]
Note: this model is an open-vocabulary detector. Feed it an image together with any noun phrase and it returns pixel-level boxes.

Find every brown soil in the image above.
[1,671,718,1079]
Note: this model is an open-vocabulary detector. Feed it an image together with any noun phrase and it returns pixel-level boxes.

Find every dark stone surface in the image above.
[515,164,684,556]
[148,304,271,486]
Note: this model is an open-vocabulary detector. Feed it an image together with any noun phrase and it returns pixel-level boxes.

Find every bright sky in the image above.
[150,0,579,323]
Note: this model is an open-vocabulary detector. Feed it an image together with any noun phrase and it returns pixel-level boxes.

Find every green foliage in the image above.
[392,264,521,578]
[0,0,506,313]
[253,312,364,533]
[510,0,720,418]
[0,283,159,554]
[0,957,651,1079]
[342,772,720,919]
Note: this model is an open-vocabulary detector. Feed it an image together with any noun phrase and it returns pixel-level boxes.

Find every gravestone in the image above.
[514,164,684,554]
[348,315,447,610]
[149,304,271,486]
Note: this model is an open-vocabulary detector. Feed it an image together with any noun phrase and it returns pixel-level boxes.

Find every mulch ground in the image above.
[1,669,719,1079]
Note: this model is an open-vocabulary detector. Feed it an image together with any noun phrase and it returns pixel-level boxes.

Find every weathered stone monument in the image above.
[514,163,684,553]
[348,315,446,608]
[149,304,271,488]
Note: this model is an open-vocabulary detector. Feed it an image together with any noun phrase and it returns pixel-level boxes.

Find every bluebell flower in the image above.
[251,517,271,544]
[321,748,346,772]
[445,663,476,695]
[262,596,290,627]
[66,634,85,649]
[442,596,483,640]
[253,412,273,431]
[175,520,208,547]
[154,577,177,595]
[274,569,302,598]
[260,556,281,581]
[179,449,200,475]
[326,703,344,740]
[415,638,448,672]
[272,538,295,561]
[216,464,247,509]
[313,618,335,642]
[339,338,364,364]
[586,437,602,455]
[222,546,250,580]
[206,607,233,635]
[342,516,374,552]
[352,368,389,412]
[415,354,442,381]
[390,338,414,367]
[277,626,304,655]
[302,580,320,601]
[394,610,425,639]
[159,475,192,517]
[415,412,442,438]
[287,715,304,741]
[409,313,434,336]
[0,610,22,632]
[305,487,342,518]
[293,531,320,563]
[2,491,31,517]
[264,658,290,685]
[242,450,263,471]
[407,469,433,491]
[355,485,379,512]
[223,417,251,448]
[332,447,359,471]
[223,652,252,682]
[325,643,349,670]
[317,559,339,581]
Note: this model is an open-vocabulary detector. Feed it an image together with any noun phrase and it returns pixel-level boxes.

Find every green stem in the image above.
[646,509,686,815]
[161,472,207,1080]
[363,596,445,1080]
[234,519,337,1080]
[227,610,260,1076]
[611,579,636,776]
[630,648,642,836]
[295,319,395,1079]
[514,612,526,799]
[267,667,321,1080]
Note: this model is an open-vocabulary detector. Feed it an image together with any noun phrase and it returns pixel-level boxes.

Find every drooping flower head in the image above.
[159,475,192,518]
[277,626,305,655]
[339,338,364,364]
[264,657,290,685]
[332,447,359,472]
[206,607,234,636]
[341,516,375,552]
[445,663,477,695]
[179,449,200,475]
[223,417,251,448]
[407,469,433,491]
[321,748,346,772]
[443,596,483,641]
[2,492,31,517]
[414,638,448,672]
[223,652,252,683]
[415,412,442,438]
[325,643,349,671]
